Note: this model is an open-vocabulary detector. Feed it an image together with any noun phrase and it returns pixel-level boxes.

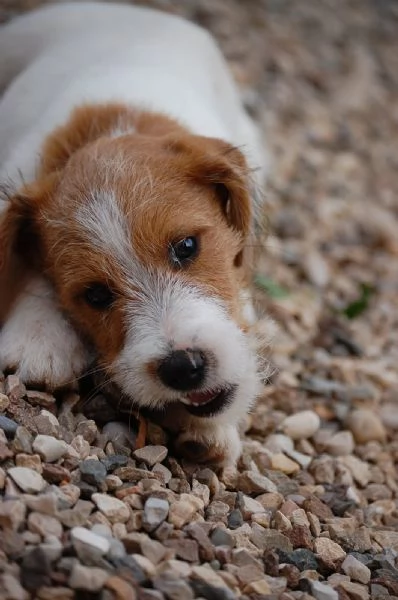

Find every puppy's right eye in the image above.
[84,283,114,310]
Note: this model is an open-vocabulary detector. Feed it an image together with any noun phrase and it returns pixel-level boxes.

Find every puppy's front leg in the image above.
[174,417,242,468]
[156,404,242,468]
[0,276,90,389]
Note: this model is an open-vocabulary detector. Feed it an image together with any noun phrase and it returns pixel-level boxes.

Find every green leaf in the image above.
[342,283,374,320]
[254,274,289,299]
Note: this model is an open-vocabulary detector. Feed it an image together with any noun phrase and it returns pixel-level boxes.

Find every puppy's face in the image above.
[2,130,261,420]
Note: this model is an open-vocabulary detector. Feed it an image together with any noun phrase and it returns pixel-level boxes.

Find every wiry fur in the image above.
[0,2,271,466]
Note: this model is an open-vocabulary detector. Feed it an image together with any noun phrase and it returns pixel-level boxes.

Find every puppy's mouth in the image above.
[179,386,235,417]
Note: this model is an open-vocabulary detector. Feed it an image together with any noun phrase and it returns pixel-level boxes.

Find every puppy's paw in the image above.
[174,421,242,468]
[0,278,89,390]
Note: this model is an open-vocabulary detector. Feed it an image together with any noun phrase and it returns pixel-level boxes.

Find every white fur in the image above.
[0,2,269,465]
[113,272,261,419]
[0,277,90,389]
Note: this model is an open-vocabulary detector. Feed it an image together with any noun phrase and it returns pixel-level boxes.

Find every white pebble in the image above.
[8,467,46,494]
[33,435,68,462]
[281,410,321,440]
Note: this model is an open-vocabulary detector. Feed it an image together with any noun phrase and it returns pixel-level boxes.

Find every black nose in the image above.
[158,349,206,391]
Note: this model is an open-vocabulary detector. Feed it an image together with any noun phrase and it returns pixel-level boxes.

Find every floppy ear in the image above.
[165,135,253,238]
[0,176,56,322]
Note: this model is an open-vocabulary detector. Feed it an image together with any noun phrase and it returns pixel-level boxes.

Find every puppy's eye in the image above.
[84,283,114,309]
[170,236,199,267]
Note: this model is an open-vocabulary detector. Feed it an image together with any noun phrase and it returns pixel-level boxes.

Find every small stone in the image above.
[79,459,107,487]
[28,512,63,538]
[278,548,319,571]
[42,463,71,484]
[271,453,300,474]
[71,526,111,563]
[12,426,33,453]
[69,562,109,591]
[153,573,194,600]
[191,566,236,599]
[36,587,74,599]
[185,522,214,562]
[75,419,98,444]
[8,466,46,493]
[32,435,67,462]
[303,496,334,521]
[251,523,293,552]
[286,524,313,550]
[21,547,52,591]
[0,415,18,439]
[25,390,56,409]
[5,374,25,400]
[264,434,295,454]
[143,497,169,532]
[39,536,63,562]
[281,411,321,440]
[323,431,355,456]
[210,527,234,547]
[239,470,277,494]
[0,440,13,460]
[133,445,168,466]
[371,529,398,551]
[164,538,199,562]
[168,498,200,529]
[310,580,339,600]
[34,411,60,437]
[338,456,370,487]
[0,499,26,530]
[106,475,123,491]
[0,392,10,411]
[58,499,94,528]
[92,493,130,523]
[338,580,370,600]
[238,494,266,520]
[153,463,172,485]
[2,573,29,600]
[341,555,371,584]
[101,454,129,472]
[195,468,220,496]
[346,409,386,443]
[105,576,137,600]
[227,509,243,530]
[15,453,42,472]
[314,538,346,570]
[244,578,272,594]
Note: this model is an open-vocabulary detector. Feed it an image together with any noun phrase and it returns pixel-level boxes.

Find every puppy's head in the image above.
[1,108,263,421]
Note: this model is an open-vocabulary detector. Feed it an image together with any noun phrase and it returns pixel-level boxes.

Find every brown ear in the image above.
[0,176,56,322]
[165,135,253,237]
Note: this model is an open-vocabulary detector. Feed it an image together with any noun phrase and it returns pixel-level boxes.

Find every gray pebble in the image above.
[0,415,18,439]
[143,497,169,532]
[79,459,107,487]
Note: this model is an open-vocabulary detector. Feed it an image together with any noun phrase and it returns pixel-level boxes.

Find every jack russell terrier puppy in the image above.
[0,1,271,466]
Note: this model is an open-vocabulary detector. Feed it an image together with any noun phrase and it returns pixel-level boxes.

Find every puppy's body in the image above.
[0,2,265,185]
[0,2,269,465]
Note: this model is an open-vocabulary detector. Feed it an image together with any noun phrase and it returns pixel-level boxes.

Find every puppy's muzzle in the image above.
[157,349,206,391]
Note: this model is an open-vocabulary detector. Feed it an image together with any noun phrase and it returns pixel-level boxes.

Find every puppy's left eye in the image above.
[169,236,199,267]
[84,283,114,309]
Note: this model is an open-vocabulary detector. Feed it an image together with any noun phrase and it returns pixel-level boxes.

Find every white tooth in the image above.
[180,398,192,406]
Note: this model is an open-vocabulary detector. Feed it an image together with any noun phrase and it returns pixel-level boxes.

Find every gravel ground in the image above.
[1,1,398,599]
